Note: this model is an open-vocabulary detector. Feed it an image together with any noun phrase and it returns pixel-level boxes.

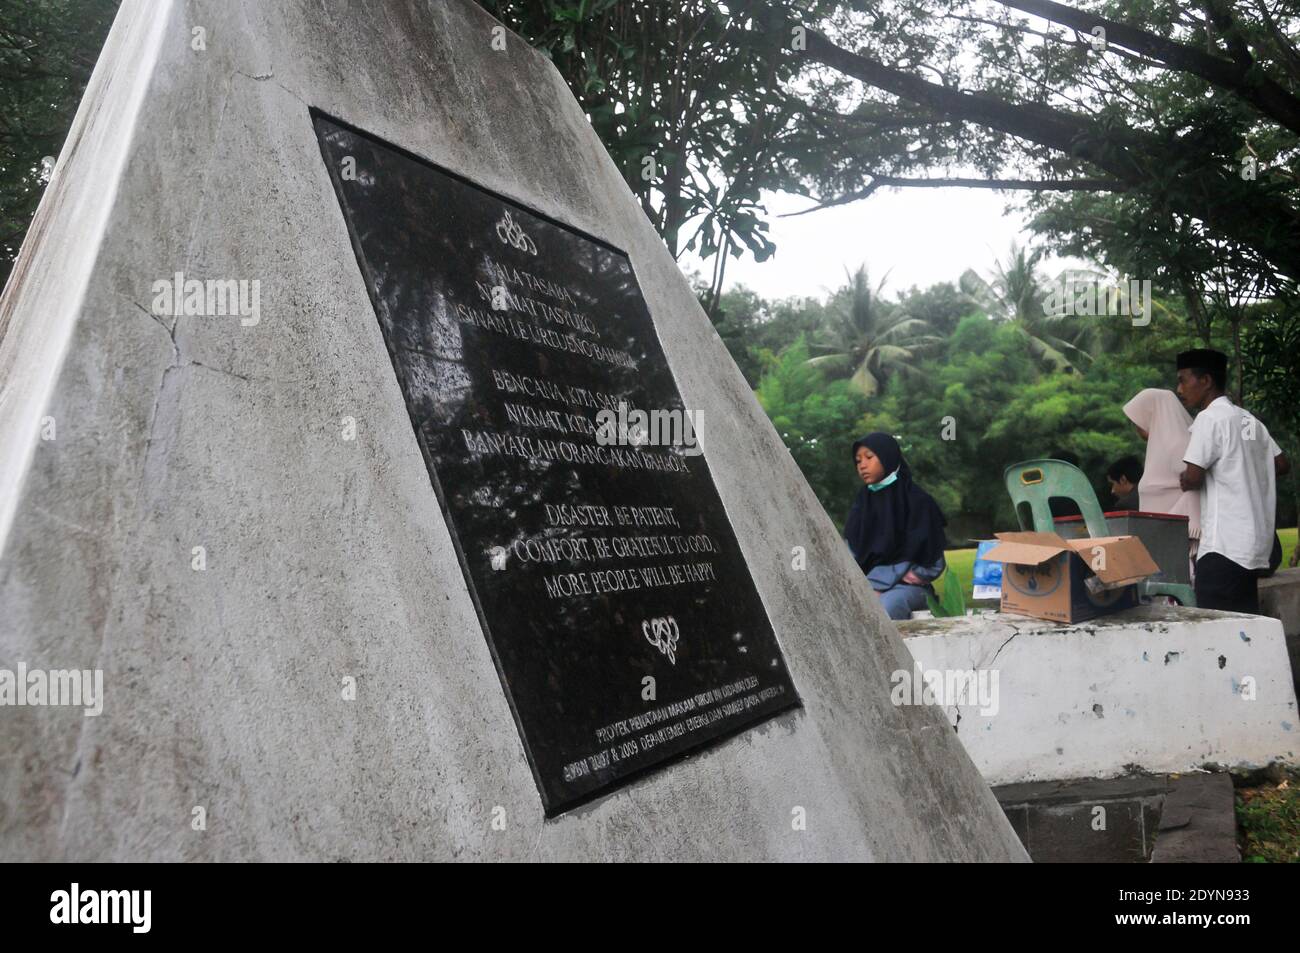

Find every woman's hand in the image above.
[901,569,926,586]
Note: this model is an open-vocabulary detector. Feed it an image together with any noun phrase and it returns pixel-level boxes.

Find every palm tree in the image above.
[804,264,938,396]
[960,243,1094,374]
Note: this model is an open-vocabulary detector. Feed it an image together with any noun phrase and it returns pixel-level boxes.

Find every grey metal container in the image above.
[1053,510,1192,585]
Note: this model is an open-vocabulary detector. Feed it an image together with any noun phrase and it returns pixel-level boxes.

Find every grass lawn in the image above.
[1236,770,1300,862]
[942,526,1299,602]
[1281,525,1298,562]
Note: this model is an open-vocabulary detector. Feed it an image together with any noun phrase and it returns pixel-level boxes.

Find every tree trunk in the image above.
[1231,313,1243,404]
[1289,446,1300,568]
[707,233,732,320]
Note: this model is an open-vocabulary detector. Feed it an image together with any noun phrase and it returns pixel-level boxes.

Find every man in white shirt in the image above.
[1177,349,1291,613]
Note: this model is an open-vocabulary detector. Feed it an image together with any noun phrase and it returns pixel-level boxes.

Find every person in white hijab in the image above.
[1123,388,1202,566]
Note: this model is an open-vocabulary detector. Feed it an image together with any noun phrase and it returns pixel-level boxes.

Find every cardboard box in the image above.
[981,531,1159,624]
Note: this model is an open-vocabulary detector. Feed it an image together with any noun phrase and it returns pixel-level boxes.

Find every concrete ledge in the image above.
[899,606,1298,786]
[1149,773,1239,863]
[992,771,1240,862]
[1259,567,1300,634]
[994,775,1166,862]
[1260,567,1300,698]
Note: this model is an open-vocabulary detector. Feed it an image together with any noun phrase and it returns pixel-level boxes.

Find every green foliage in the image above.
[799,3,1300,295]
[893,281,973,339]
[478,0,838,312]
[710,230,1300,543]
[701,279,834,388]
[859,315,1038,537]
[987,355,1164,482]
[959,243,1096,374]
[1240,303,1300,561]
[1235,771,1300,863]
[0,0,119,287]
[1241,304,1300,441]
[755,337,871,529]
[2,0,1292,545]
[728,273,1281,543]
[805,264,939,396]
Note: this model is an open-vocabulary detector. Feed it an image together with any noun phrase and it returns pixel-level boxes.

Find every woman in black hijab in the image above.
[844,432,949,620]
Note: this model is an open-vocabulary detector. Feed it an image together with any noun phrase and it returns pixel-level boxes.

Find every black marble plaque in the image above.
[315,114,799,814]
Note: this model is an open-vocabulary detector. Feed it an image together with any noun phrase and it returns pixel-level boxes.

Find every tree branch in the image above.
[803,29,1145,183]
[1252,0,1300,83]
[996,0,1300,135]
[783,175,1124,216]
[800,27,1300,281]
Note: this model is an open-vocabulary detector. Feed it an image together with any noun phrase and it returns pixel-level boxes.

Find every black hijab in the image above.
[844,433,948,573]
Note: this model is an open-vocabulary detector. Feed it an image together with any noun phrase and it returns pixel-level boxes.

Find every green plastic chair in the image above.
[1003,459,1196,607]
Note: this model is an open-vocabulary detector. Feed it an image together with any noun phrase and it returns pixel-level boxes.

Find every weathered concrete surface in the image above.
[994,775,1167,863]
[0,0,1025,861]
[1149,773,1239,863]
[1259,568,1300,635]
[1259,567,1300,699]
[900,606,1298,786]
[994,771,1240,863]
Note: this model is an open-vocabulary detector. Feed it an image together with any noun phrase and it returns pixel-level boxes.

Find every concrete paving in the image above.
[1149,773,1240,863]
[993,771,1241,863]
[995,775,1167,862]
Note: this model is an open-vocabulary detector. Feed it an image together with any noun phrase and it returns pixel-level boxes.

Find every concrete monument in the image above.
[0,0,1026,861]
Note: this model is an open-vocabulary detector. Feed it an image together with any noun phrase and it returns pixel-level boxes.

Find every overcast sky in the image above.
[680,185,1089,304]
[672,6,1094,306]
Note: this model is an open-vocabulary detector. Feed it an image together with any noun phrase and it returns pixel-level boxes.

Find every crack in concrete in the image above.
[187,360,252,383]
[227,8,311,115]
[132,300,178,363]
[133,288,310,495]
[988,624,1024,667]
[29,504,102,541]
[273,80,310,110]
[142,363,183,481]
[527,816,546,862]
[132,296,186,480]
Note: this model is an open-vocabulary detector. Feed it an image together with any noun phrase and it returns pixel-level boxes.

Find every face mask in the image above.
[868,467,900,492]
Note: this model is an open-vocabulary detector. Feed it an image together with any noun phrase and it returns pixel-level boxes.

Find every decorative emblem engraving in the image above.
[494,208,538,256]
[642,616,680,665]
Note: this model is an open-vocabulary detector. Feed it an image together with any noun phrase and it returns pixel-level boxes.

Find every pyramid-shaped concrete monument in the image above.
[0,0,1025,860]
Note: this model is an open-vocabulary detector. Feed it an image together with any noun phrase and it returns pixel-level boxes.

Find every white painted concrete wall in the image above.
[901,606,1298,785]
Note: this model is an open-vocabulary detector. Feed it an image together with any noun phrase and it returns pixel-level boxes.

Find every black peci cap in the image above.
[1176,348,1228,379]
